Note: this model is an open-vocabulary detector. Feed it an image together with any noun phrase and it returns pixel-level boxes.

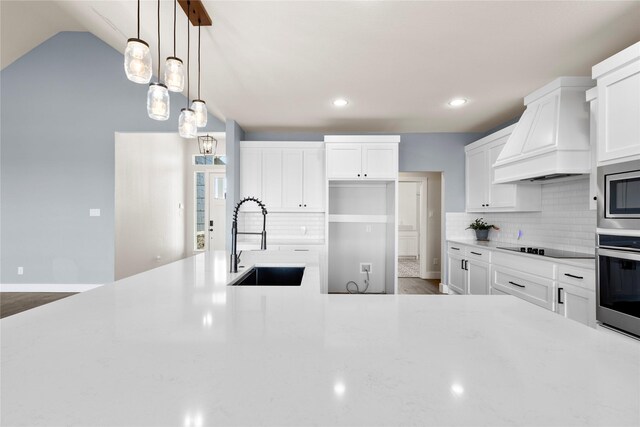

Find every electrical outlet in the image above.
[17,266,24,275]
[365,225,372,233]
[360,263,372,273]
[433,258,439,266]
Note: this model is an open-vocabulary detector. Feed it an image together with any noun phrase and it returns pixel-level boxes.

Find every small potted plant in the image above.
[466,218,499,241]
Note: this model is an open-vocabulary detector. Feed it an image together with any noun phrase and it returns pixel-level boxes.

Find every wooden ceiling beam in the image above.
[178,0,212,26]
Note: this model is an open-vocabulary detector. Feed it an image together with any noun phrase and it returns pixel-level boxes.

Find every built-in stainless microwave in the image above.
[598,160,640,230]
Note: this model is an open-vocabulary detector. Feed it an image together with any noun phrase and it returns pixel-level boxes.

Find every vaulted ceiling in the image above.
[2,1,639,132]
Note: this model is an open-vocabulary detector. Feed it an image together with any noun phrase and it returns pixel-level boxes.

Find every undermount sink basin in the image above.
[231,266,305,286]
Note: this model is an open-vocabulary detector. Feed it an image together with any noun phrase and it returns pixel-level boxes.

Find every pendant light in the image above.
[124,0,152,83]
[179,1,197,139]
[191,20,208,127]
[164,0,185,92]
[147,0,169,120]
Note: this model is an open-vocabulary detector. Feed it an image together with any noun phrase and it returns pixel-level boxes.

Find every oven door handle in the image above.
[598,248,640,261]
[598,245,640,253]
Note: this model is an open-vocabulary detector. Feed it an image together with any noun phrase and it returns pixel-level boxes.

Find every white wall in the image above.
[446,178,596,254]
[115,133,188,280]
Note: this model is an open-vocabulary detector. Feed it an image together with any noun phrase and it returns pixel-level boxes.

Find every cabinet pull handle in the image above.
[304,204,307,207]
[299,204,302,207]
[461,260,465,270]
[508,281,525,288]
[357,174,361,177]
[451,247,460,251]
[558,287,564,304]
[464,260,469,271]
[364,173,367,177]
[564,273,583,280]
[470,251,481,256]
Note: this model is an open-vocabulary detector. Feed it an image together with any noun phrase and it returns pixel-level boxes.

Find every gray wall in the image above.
[225,120,244,250]
[0,32,223,284]
[243,131,483,212]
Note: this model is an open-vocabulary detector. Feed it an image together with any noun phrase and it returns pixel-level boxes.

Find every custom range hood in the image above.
[493,77,594,184]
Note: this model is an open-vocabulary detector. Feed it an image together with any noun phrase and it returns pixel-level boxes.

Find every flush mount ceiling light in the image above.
[333,98,349,107]
[191,20,207,127]
[164,0,185,92]
[179,1,197,138]
[147,0,169,120]
[448,98,468,107]
[124,0,152,83]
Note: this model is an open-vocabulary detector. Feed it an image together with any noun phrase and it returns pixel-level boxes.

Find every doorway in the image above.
[397,172,443,294]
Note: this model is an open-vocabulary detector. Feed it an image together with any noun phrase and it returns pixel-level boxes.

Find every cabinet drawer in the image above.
[492,266,554,310]
[465,246,491,262]
[558,264,595,291]
[447,242,465,254]
[492,251,555,279]
[278,244,324,253]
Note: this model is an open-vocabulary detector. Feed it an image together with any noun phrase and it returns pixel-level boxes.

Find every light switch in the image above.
[89,209,101,217]
[17,267,23,275]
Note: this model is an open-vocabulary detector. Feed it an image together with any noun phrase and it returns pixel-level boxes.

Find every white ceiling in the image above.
[3,1,640,133]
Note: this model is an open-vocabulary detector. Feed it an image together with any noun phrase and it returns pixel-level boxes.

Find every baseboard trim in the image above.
[0,283,103,292]
[422,271,441,280]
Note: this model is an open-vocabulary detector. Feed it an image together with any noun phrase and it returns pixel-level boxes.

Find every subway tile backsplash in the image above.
[238,212,325,243]
[447,178,597,254]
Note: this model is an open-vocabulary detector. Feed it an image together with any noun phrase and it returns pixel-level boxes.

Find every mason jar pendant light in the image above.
[124,0,152,83]
[147,0,169,120]
[179,1,197,138]
[164,0,184,92]
[191,20,208,127]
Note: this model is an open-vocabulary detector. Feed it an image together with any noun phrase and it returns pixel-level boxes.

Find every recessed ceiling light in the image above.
[333,98,349,107]
[448,98,468,107]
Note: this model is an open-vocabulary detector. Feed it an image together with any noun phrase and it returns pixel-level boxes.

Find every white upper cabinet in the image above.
[592,42,640,165]
[326,143,362,179]
[240,142,325,212]
[465,125,541,213]
[586,87,598,210]
[324,136,399,180]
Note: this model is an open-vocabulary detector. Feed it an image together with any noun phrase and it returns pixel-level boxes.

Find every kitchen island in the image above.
[1,250,638,426]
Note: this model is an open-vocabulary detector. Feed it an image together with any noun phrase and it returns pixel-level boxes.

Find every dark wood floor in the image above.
[0,293,77,319]
[398,277,442,295]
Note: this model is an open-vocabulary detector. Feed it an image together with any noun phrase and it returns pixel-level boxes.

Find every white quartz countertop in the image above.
[2,250,638,426]
[447,238,596,269]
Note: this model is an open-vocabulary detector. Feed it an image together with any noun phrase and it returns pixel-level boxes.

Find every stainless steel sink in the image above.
[231,266,305,286]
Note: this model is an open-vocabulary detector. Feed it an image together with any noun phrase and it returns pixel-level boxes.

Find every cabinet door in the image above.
[261,149,283,209]
[466,147,487,211]
[362,144,397,179]
[326,144,362,179]
[302,148,325,210]
[487,139,517,208]
[240,148,262,210]
[447,253,466,294]
[597,62,640,164]
[556,283,596,327]
[467,259,490,295]
[282,149,304,209]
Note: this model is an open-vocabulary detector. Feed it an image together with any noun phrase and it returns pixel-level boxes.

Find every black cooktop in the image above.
[496,246,595,259]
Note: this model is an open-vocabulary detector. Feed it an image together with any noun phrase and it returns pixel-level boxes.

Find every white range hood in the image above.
[493,77,594,184]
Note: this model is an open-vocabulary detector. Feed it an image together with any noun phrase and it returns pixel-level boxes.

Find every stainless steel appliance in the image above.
[497,246,594,259]
[596,234,640,337]
[597,160,640,230]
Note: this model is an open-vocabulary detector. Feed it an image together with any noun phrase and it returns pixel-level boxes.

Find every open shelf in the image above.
[328,214,391,223]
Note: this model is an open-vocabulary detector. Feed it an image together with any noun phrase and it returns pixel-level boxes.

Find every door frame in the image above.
[207,171,227,251]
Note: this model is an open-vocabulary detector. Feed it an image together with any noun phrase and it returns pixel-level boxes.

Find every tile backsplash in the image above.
[238,212,325,243]
[447,178,596,254]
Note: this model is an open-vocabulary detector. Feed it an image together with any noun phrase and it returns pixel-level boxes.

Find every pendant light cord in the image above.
[186,0,190,106]
[137,0,141,39]
[173,0,177,56]
[198,19,201,100]
[157,0,161,79]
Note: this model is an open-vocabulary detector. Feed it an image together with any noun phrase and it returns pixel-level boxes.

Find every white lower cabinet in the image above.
[447,241,596,327]
[447,250,466,294]
[556,283,596,327]
[446,243,490,295]
[468,259,490,295]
